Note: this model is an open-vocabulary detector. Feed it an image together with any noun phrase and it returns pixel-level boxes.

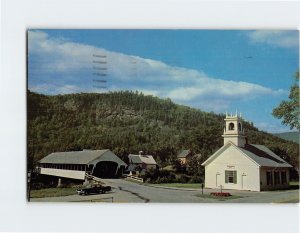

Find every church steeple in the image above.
[222,112,246,147]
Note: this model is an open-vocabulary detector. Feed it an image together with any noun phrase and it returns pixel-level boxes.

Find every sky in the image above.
[27,29,299,133]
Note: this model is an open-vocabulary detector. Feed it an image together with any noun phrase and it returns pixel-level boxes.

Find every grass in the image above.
[151,183,203,189]
[195,194,243,201]
[288,181,299,190]
[124,178,203,189]
[30,187,77,198]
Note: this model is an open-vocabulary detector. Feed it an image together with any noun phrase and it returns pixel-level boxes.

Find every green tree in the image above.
[273,71,300,130]
[171,159,183,173]
[27,90,299,180]
[187,156,204,177]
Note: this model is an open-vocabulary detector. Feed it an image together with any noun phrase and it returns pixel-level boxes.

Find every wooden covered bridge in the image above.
[37,149,127,181]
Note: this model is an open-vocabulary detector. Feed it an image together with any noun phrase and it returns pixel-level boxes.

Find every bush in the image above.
[210,192,231,197]
[178,174,190,183]
[155,177,162,184]
[141,168,159,182]
[145,178,152,183]
[189,175,203,183]
[168,172,177,183]
[31,182,44,190]
[141,169,178,183]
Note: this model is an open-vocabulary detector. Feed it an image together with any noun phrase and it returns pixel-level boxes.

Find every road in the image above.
[31,178,299,203]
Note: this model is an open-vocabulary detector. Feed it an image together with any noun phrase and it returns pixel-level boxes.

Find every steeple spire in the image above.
[222,112,246,147]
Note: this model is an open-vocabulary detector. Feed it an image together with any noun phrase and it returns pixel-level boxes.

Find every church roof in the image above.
[201,142,292,168]
[240,144,288,166]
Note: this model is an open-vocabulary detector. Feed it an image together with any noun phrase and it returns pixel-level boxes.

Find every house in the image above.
[37,149,127,181]
[177,149,192,165]
[201,113,292,192]
[177,150,202,165]
[128,151,157,173]
[193,153,202,160]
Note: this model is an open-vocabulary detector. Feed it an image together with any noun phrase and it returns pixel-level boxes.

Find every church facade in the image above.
[202,113,292,192]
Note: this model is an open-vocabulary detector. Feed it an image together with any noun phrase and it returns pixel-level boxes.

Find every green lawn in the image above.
[124,179,203,189]
[30,187,77,198]
[152,183,203,189]
[156,181,300,190]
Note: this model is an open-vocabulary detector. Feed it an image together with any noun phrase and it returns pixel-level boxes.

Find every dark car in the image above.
[77,185,112,195]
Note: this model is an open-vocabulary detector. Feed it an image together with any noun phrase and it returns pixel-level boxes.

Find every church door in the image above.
[216,173,220,187]
[241,174,247,190]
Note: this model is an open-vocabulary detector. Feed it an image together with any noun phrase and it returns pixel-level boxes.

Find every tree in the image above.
[171,159,184,173]
[273,71,300,130]
[187,156,204,177]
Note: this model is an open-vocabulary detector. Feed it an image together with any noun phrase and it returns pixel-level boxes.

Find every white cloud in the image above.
[245,30,299,48]
[28,30,287,112]
[30,84,94,95]
[255,121,291,133]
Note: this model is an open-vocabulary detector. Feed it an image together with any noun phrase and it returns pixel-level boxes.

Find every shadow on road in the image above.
[118,186,149,203]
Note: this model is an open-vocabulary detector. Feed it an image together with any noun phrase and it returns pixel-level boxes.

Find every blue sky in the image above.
[28,29,299,133]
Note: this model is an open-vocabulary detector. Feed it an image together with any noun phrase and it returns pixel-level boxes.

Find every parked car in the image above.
[77,185,111,195]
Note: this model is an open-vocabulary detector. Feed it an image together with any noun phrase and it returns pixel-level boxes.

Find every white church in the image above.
[201,113,292,192]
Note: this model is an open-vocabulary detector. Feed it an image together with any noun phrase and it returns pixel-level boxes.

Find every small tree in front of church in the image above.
[186,156,204,183]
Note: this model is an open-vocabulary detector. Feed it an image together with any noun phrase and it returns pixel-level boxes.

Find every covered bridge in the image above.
[37,149,127,180]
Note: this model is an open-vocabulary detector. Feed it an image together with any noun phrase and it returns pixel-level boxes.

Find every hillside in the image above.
[274,132,299,144]
[27,90,299,178]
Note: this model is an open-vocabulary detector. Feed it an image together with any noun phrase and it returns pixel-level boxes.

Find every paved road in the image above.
[31,179,299,203]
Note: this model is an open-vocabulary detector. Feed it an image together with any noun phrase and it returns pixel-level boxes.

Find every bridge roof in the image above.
[39,149,127,166]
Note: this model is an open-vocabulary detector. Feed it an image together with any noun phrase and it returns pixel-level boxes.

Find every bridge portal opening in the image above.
[92,161,119,178]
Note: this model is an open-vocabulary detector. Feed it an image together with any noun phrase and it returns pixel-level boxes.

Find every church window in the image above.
[274,171,280,185]
[225,170,237,184]
[267,171,273,185]
[229,123,234,130]
[281,171,287,184]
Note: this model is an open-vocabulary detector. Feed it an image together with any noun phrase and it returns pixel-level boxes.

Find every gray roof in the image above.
[128,154,157,165]
[193,153,202,159]
[128,155,143,164]
[177,150,191,158]
[202,142,292,168]
[240,144,292,168]
[39,149,127,166]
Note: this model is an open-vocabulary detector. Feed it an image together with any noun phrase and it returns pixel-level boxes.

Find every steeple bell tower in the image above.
[222,112,246,147]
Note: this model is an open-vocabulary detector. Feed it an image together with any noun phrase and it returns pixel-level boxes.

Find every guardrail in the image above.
[124,174,144,182]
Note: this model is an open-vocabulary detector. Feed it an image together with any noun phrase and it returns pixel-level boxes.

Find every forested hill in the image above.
[27,90,299,176]
[273,132,299,144]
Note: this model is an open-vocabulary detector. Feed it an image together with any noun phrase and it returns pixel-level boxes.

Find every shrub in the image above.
[179,174,190,183]
[210,192,231,197]
[141,168,159,182]
[168,172,177,183]
[145,178,151,183]
[189,175,203,183]
[31,182,44,190]
[141,169,178,183]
